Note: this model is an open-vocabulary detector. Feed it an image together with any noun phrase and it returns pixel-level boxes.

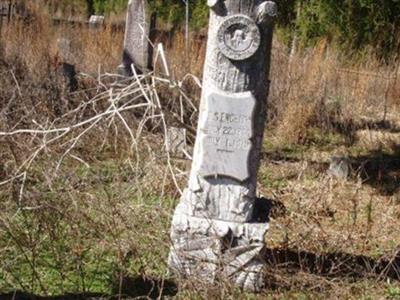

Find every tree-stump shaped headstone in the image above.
[168,0,277,292]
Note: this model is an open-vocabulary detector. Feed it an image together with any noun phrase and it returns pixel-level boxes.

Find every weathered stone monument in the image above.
[168,0,277,292]
[119,0,155,75]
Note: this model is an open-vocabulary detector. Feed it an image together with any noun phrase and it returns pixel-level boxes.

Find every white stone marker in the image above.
[169,0,277,292]
[88,15,105,28]
[120,0,153,75]
[198,91,255,181]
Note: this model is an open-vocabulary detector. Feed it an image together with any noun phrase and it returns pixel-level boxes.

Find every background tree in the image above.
[86,0,95,16]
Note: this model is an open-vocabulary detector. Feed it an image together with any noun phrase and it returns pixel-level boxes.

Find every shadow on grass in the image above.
[252,197,287,223]
[0,277,178,300]
[262,198,400,285]
[265,247,400,283]
[351,149,400,196]
[332,118,400,144]
[262,145,400,196]
[112,276,178,299]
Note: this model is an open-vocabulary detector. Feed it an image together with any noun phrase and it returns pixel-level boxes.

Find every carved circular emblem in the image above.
[217,14,261,61]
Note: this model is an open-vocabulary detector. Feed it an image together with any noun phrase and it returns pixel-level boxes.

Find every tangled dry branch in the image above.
[0,44,201,208]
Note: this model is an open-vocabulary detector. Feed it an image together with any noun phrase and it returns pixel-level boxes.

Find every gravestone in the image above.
[327,156,351,179]
[88,15,105,29]
[168,0,277,292]
[56,38,77,92]
[166,127,187,156]
[119,0,155,75]
[57,38,72,62]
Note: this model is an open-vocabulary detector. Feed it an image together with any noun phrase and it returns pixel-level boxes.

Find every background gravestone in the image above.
[56,38,77,92]
[88,15,104,29]
[169,0,277,292]
[120,0,155,75]
[166,127,187,156]
[328,156,351,179]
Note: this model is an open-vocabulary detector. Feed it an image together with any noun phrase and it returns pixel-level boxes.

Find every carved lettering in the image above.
[197,91,256,181]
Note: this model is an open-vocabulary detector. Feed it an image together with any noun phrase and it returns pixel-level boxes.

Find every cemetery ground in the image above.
[1,13,400,299]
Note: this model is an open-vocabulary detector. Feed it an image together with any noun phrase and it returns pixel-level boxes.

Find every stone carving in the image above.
[198,91,255,182]
[169,0,276,292]
[217,15,261,61]
[169,212,268,291]
[255,1,278,25]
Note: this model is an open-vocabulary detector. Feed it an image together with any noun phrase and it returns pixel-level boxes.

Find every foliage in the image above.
[285,0,400,59]
[147,0,208,30]
[44,0,209,30]
[92,0,128,14]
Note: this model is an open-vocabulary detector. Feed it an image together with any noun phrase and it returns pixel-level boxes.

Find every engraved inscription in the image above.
[198,91,256,181]
[217,15,261,61]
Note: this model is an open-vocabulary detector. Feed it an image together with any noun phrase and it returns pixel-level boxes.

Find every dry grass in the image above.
[269,39,400,146]
[0,6,400,299]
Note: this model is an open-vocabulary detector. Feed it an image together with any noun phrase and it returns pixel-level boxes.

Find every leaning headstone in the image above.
[168,0,277,292]
[119,0,154,75]
[327,156,351,179]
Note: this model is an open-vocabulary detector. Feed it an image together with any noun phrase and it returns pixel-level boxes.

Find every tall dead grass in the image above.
[269,39,400,146]
[1,5,124,80]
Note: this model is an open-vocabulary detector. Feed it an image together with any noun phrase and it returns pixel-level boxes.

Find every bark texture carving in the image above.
[169,0,276,292]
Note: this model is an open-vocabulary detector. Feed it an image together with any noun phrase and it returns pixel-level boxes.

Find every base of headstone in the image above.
[168,198,268,292]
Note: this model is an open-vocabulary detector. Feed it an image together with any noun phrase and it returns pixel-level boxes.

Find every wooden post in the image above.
[169,0,276,292]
